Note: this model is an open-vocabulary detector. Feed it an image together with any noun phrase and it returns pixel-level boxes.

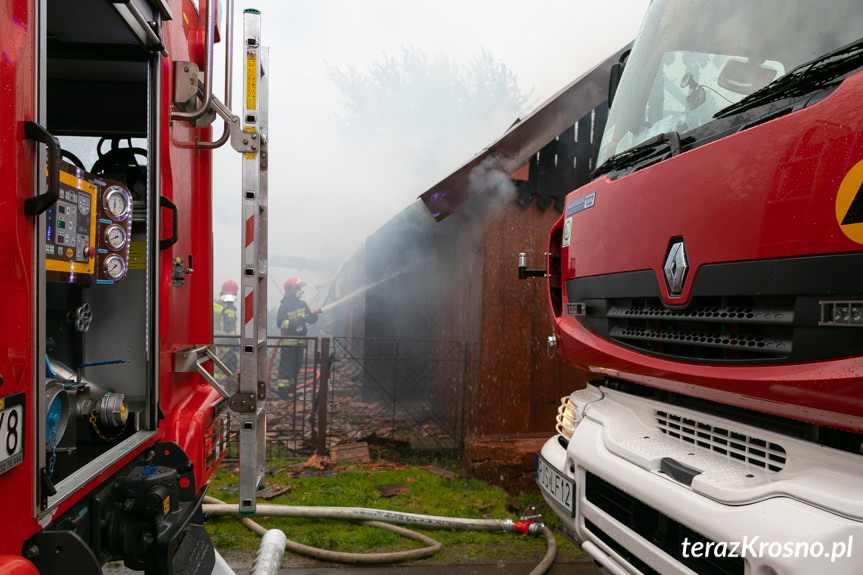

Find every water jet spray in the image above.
[316,268,412,314]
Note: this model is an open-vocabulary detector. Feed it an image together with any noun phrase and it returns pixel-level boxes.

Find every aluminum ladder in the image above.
[235,8,269,514]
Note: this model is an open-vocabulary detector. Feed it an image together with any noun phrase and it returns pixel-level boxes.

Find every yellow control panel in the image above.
[46,160,134,284]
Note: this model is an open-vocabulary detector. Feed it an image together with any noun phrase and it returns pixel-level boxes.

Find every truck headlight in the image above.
[555,396,580,438]
[554,384,604,439]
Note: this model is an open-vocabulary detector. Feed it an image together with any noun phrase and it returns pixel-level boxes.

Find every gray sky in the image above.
[211,0,650,305]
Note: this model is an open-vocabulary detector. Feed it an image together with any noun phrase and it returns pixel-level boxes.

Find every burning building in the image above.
[323,46,627,491]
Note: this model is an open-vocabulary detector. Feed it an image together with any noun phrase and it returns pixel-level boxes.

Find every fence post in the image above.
[392,339,399,437]
[461,341,470,449]
[315,337,330,455]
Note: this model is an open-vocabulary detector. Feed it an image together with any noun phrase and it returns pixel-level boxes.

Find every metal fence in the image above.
[328,337,468,452]
[215,336,469,459]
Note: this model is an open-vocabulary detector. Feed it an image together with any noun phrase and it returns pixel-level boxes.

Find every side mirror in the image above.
[607,49,631,109]
[718,58,779,95]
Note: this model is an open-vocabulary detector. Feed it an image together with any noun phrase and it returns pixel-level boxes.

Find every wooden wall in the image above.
[475,199,586,436]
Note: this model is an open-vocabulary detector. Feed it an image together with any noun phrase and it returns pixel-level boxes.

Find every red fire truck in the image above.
[538,1,863,574]
[0,1,270,573]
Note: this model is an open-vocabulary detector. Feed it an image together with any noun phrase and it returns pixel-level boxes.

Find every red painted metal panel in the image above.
[157,0,222,493]
[563,77,863,303]
[555,72,863,432]
[0,556,39,575]
[0,0,41,555]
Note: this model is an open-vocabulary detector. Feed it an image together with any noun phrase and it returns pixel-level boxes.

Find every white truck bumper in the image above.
[538,388,863,575]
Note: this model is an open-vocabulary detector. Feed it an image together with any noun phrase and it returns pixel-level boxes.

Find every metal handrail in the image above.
[170,0,215,122]
[198,0,235,150]
[124,1,169,57]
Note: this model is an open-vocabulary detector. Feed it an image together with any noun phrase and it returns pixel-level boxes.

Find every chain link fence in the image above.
[215,336,323,460]
[328,337,468,452]
[216,336,469,459]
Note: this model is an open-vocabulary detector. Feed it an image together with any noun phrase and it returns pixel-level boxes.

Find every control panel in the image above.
[46,160,134,284]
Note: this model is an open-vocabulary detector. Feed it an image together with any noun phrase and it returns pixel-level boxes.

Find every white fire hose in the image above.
[202,496,556,574]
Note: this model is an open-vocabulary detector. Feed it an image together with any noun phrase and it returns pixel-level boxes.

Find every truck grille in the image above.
[564,254,863,364]
[656,410,787,472]
[608,296,794,359]
[585,472,745,575]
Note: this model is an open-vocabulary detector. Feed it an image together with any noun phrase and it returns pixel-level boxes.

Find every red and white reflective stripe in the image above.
[243,205,256,340]
[244,289,254,339]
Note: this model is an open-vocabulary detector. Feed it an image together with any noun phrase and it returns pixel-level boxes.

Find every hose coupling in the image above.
[502,518,546,536]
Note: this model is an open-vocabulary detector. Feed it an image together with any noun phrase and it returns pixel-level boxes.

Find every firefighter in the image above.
[213,280,239,335]
[213,280,239,385]
[276,278,319,399]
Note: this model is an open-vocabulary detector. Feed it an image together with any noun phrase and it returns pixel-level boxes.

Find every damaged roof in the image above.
[419,44,630,221]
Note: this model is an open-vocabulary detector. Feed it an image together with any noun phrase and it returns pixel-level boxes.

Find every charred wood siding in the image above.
[472,198,586,436]
[515,105,608,213]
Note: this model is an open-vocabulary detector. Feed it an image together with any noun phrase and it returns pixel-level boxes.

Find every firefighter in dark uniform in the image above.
[276,278,319,399]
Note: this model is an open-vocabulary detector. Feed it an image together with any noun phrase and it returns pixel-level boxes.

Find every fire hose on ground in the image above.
[202,495,557,575]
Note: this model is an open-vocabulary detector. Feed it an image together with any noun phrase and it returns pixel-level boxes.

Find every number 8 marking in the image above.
[0,409,18,455]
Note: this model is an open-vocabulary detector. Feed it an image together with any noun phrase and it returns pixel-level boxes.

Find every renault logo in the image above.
[663,239,688,296]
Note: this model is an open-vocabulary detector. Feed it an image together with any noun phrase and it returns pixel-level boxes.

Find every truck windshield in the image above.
[597,0,863,167]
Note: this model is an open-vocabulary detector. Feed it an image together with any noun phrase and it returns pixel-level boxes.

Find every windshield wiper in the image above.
[715,37,863,119]
[593,131,681,179]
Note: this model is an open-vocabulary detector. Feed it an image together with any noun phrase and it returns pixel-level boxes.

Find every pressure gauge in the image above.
[104,224,127,251]
[103,254,127,281]
[103,186,131,220]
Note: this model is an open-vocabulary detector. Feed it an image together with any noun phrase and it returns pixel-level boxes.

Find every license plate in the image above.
[0,393,25,476]
[537,452,576,517]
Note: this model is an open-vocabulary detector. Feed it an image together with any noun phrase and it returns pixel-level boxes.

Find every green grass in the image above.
[204,458,582,565]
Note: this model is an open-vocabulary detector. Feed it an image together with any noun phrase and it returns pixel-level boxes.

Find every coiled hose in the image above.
[202,496,556,574]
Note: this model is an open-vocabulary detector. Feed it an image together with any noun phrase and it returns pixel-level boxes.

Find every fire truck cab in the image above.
[538,1,863,574]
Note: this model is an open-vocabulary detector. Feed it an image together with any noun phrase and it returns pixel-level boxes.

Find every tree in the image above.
[328,46,532,182]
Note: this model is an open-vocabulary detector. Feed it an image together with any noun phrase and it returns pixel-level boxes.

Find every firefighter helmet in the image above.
[284,278,304,295]
[221,279,238,295]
